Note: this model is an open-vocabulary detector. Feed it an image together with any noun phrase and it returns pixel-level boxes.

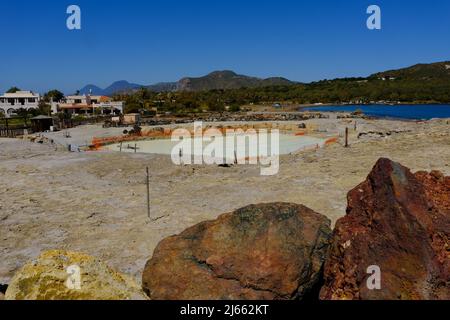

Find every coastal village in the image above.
[0,90,124,135]
[0,80,449,300]
[2,0,450,309]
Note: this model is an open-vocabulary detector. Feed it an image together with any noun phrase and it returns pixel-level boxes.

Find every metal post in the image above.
[146,167,150,219]
[345,127,349,148]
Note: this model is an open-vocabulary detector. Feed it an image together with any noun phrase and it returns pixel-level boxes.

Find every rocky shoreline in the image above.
[138,111,332,127]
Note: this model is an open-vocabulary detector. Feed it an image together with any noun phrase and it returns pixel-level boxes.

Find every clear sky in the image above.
[1,0,449,94]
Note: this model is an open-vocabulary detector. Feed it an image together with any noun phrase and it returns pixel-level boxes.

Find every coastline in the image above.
[298,102,450,108]
[299,104,450,121]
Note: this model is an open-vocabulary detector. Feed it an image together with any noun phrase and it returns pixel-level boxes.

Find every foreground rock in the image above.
[143,203,332,300]
[320,158,450,300]
[0,284,7,300]
[5,250,148,300]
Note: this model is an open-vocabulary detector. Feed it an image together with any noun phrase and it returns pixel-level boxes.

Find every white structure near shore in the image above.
[0,90,124,118]
[0,91,40,117]
[51,94,124,115]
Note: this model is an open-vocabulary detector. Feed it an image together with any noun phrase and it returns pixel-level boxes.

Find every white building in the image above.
[0,91,40,117]
[51,94,124,115]
[65,95,102,105]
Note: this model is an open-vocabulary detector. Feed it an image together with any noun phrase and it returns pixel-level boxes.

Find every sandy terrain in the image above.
[1,116,449,284]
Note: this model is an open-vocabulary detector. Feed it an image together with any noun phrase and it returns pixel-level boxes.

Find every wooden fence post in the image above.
[146,167,151,219]
[345,127,349,148]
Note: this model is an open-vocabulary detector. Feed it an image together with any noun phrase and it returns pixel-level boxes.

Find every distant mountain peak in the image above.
[77,70,296,95]
[110,80,133,86]
[79,80,143,96]
[175,70,295,91]
[77,84,102,95]
[207,70,238,77]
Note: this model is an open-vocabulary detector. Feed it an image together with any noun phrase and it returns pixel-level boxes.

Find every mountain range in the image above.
[78,71,296,96]
[174,70,294,92]
[78,80,143,96]
[78,61,450,96]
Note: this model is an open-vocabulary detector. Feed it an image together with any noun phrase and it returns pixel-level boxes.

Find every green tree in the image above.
[229,104,241,112]
[16,108,32,126]
[6,87,21,93]
[124,102,141,114]
[38,100,52,115]
[44,90,64,102]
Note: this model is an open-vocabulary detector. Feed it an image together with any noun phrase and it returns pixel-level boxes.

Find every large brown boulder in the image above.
[143,203,332,300]
[320,158,450,300]
[0,284,7,300]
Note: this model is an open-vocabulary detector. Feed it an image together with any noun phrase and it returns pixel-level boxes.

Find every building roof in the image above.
[66,95,110,100]
[66,95,87,100]
[1,91,40,98]
[90,96,105,100]
[99,96,111,102]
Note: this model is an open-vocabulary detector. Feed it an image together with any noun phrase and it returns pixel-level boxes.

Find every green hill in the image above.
[371,61,450,81]
[119,61,450,114]
[176,71,295,91]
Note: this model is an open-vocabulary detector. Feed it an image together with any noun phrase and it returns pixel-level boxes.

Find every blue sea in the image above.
[303,104,450,120]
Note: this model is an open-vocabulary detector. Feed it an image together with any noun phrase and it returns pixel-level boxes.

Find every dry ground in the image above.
[1,117,449,284]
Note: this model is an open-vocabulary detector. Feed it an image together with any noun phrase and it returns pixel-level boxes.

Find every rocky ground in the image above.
[0,116,449,285]
[320,159,449,300]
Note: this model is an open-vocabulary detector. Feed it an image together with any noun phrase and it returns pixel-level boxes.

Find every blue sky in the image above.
[1,0,449,94]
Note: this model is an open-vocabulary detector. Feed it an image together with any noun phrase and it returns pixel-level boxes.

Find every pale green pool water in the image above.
[104,134,325,162]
